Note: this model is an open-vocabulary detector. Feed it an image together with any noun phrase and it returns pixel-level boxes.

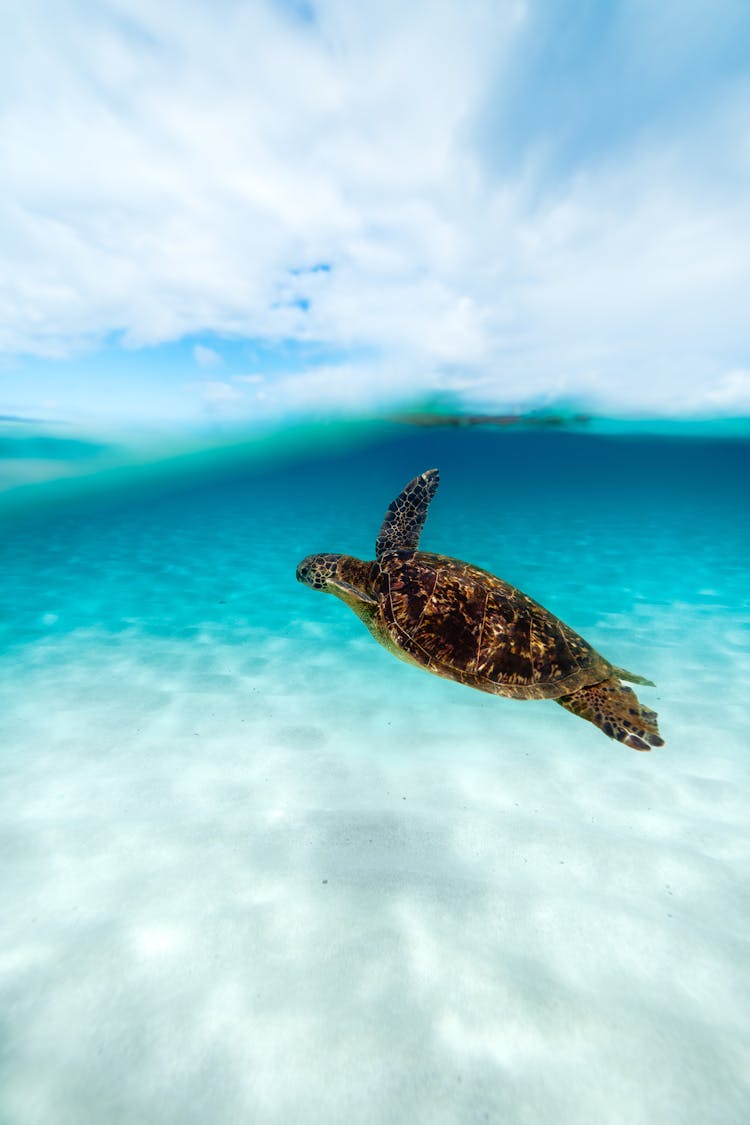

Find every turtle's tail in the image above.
[557,677,664,751]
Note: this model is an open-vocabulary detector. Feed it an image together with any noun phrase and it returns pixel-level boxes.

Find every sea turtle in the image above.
[296,469,663,750]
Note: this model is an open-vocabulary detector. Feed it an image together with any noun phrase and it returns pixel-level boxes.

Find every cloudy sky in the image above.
[2,0,749,425]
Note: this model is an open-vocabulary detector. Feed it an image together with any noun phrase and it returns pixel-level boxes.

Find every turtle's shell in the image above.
[375,551,610,700]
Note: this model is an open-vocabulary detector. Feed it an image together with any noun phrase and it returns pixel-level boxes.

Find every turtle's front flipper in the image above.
[557,678,664,751]
[375,469,439,561]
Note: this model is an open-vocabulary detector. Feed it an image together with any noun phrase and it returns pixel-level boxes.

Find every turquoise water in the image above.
[1,424,749,1123]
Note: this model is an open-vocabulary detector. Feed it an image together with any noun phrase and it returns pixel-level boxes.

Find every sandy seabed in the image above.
[1,614,748,1125]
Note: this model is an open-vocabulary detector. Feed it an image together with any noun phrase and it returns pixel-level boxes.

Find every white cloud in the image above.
[193,344,222,368]
[257,361,434,415]
[1,0,749,416]
[191,380,244,409]
[702,369,750,409]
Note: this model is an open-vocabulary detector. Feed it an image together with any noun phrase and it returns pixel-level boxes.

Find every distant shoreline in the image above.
[390,411,592,428]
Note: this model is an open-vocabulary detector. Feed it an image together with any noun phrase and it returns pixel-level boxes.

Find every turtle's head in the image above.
[296,553,376,613]
[296,553,343,593]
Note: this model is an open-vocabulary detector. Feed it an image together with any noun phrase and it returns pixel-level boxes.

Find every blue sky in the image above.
[1,0,749,425]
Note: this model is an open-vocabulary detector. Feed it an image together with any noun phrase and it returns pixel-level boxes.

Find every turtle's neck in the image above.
[337,554,375,597]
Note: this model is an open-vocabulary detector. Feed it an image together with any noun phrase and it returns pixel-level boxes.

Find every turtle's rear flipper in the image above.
[557,678,664,751]
[610,664,655,687]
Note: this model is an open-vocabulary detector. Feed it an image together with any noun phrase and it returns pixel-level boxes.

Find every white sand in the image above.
[1,614,748,1125]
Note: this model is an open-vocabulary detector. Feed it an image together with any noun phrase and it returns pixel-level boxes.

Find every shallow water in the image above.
[1,424,749,1123]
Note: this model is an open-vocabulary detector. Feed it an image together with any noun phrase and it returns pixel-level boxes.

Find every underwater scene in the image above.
[1,420,749,1124]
